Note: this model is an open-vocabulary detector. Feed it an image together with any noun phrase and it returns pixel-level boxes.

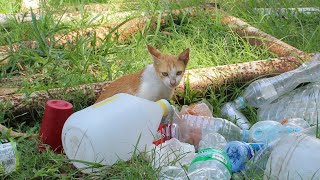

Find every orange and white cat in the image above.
[95,45,190,103]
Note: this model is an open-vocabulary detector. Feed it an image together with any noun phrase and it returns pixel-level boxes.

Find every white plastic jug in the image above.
[61,93,172,173]
[264,133,320,179]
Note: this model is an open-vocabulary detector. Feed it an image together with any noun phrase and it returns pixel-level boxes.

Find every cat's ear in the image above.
[147,45,161,64]
[179,48,190,65]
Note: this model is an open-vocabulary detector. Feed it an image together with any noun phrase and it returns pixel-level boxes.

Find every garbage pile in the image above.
[147,53,320,180]
[33,53,320,179]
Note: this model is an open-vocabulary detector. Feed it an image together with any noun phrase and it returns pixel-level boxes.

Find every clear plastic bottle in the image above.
[220,101,251,130]
[173,115,302,145]
[281,117,310,129]
[258,81,320,125]
[188,133,232,180]
[235,53,320,108]
[243,132,320,179]
[174,115,245,148]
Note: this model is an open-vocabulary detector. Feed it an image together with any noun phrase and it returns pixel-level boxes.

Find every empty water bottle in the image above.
[244,132,320,179]
[258,81,320,125]
[235,53,320,108]
[176,115,302,145]
[220,101,251,130]
[188,133,232,180]
[175,115,245,148]
[224,141,264,172]
[280,118,310,129]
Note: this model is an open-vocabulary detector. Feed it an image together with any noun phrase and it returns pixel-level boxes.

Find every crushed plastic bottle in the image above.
[258,81,320,125]
[188,133,232,180]
[224,141,264,172]
[243,132,320,179]
[280,118,310,129]
[175,115,245,148]
[175,115,302,146]
[220,101,251,130]
[147,138,195,169]
[235,53,320,108]
[247,120,301,143]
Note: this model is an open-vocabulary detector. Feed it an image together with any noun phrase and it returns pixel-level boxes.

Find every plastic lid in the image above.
[156,99,172,117]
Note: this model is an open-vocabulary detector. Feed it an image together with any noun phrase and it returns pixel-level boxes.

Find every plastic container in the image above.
[0,139,18,174]
[235,53,320,108]
[61,93,172,173]
[188,133,232,180]
[220,101,251,130]
[258,81,320,125]
[264,133,320,179]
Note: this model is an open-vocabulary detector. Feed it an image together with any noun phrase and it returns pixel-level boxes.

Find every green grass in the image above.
[221,0,320,53]
[0,0,319,179]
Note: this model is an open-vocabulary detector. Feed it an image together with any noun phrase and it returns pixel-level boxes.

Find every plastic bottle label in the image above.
[153,124,173,145]
[0,139,18,174]
[190,148,232,174]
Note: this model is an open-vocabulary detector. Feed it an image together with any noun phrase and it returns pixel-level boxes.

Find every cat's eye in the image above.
[176,71,182,75]
[162,72,169,76]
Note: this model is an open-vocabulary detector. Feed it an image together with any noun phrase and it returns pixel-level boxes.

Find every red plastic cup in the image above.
[38,100,73,153]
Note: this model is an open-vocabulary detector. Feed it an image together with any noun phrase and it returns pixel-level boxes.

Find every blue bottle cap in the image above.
[224,141,254,172]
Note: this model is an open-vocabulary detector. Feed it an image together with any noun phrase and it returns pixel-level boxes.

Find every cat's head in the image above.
[147,45,190,89]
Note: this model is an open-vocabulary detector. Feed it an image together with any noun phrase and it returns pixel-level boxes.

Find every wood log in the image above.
[0,88,19,96]
[0,54,311,114]
[0,124,29,137]
[221,15,305,57]
[254,7,320,16]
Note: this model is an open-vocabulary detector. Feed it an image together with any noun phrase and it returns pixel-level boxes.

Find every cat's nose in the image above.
[170,79,176,86]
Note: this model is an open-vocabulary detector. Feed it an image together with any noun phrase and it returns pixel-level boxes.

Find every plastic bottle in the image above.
[220,101,251,130]
[280,117,310,129]
[174,115,244,148]
[247,120,302,143]
[61,93,172,173]
[224,141,264,172]
[176,115,302,145]
[301,124,320,137]
[243,132,320,179]
[258,81,320,125]
[234,53,320,109]
[188,133,232,180]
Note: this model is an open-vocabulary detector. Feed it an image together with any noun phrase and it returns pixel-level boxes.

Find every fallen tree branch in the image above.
[221,15,305,57]
[0,124,29,137]
[0,54,312,114]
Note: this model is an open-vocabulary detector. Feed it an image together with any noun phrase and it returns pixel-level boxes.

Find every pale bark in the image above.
[221,15,305,57]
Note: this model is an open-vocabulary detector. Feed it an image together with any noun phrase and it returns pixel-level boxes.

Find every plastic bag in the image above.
[146,138,195,169]
[179,99,213,117]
